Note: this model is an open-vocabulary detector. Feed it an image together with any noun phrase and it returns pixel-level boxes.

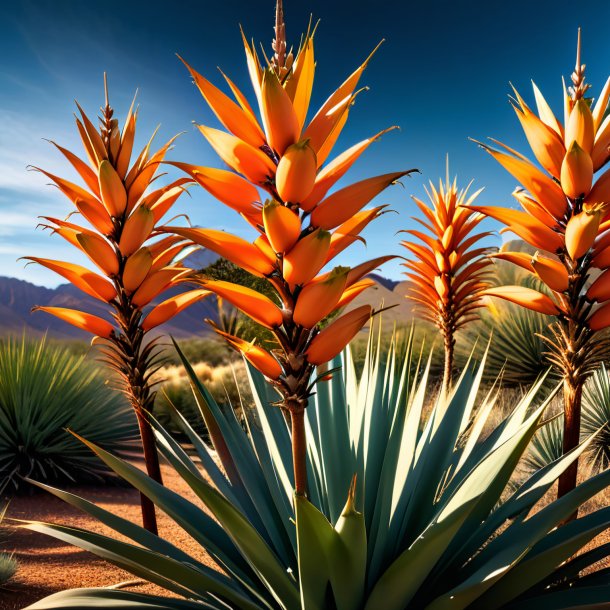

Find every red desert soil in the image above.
[1,460,217,610]
[2,459,609,610]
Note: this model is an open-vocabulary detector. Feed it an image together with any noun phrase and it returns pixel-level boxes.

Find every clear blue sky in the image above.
[1,0,610,286]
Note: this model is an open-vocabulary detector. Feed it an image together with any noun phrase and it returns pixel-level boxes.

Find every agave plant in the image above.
[473,31,610,498]
[0,336,137,493]
[402,169,494,391]
[21,327,610,609]
[28,79,209,532]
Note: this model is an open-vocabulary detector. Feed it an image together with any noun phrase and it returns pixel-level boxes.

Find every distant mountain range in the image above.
[0,251,412,340]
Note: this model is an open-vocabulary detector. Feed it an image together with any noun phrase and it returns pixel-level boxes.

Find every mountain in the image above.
[0,250,412,339]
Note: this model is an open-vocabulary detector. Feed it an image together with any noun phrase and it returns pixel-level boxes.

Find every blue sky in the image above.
[1,0,610,286]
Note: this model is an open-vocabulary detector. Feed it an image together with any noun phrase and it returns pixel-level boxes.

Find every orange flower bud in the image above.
[306,305,372,365]
[531,253,569,293]
[434,275,449,301]
[33,306,114,338]
[262,201,301,253]
[589,300,610,330]
[23,257,116,303]
[119,205,155,256]
[76,233,119,276]
[482,286,560,315]
[75,198,114,235]
[123,248,153,293]
[565,208,602,260]
[283,228,331,286]
[310,171,412,231]
[203,280,284,329]
[254,234,277,266]
[275,140,317,203]
[565,98,595,154]
[132,267,189,307]
[260,68,300,155]
[141,289,210,331]
[98,159,127,217]
[560,141,593,199]
[587,268,610,302]
[293,267,349,328]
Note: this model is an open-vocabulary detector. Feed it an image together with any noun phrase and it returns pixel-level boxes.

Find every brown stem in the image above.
[442,331,454,396]
[135,408,162,535]
[290,407,307,496]
[557,378,583,515]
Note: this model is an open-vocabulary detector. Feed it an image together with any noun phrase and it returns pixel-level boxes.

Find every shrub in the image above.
[0,336,138,494]
[22,329,610,609]
[0,507,17,586]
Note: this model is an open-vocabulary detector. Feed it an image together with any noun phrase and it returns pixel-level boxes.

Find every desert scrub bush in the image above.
[0,506,17,586]
[0,336,138,494]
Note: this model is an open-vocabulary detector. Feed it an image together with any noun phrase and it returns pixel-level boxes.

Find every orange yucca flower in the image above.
[402,170,493,391]
[166,1,415,496]
[29,79,208,533]
[475,30,610,502]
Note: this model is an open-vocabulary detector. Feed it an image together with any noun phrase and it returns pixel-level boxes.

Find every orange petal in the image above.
[75,102,107,165]
[469,205,564,253]
[197,125,276,184]
[33,306,114,338]
[48,140,100,196]
[76,233,119,276]
[285,35,315,130]
[169,162,261,216]
[586,166,610,207]
[560,141,593,199]
[116,103,137,179]
[132,267,189,308]
[346,255,396,286]
[327,206,387,260]
[482,286,559,315]
[293,267,349,328]
[123,248,153,293]
[98,160,127,217]
[311,171,413,230]
[565,98,595,154]
[512,89,565,178]
[24,257,116,302]
[283,228,331,285]
[260,68,300,155]
[512,189,558,227]
[202,280,283,329]
[165,227,274,277]
[180,56,265,147]
[145,184,189,224]
[565,209,602,260]
[336,278,376,309]
[478,143,568,220]
[262,201,301,254]
[592,115,610,172]
[141,289,210,331]
[306,305,372,365]
[592,77,610,130]
[490,251,534,272]
[531,81,564,138]
[301,128,396,211]
[531,253,569,292]
[119,205,155,256]
[275,141,317,204]
[75,198,114,235]
[151,241,190,272]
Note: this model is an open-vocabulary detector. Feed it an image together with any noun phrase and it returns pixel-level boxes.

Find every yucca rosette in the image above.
[28,82,208,533]
[402,174,493,390]
[475,31,610,502]
[166,5,415,495]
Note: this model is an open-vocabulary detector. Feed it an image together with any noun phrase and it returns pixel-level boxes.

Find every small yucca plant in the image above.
[28,79,209,532]
[163,1,415,495]
[0,336,137,493]
[402,169,493,391]
[474,31,610,499]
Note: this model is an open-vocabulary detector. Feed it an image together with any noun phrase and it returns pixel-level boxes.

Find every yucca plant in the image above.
[28,79,209,532]
[21,327,610,609]
[0,506,17,586]
[402,169,494,391]
[473,31,610,498]
[0,336,137,493]
[161,0,415,496]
